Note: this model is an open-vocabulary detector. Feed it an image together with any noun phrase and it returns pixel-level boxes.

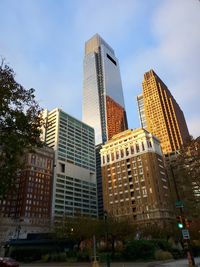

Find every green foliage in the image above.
[9,246,50,261]
[170,136,200,218]
[50,252,67,261]
[123,240,156,260]
[123,239,175,261]
[41,252,68,262]
[76,250,91,261]
[65,251,77,262]
[41,254,50,262]
[154,250,173,260]
[0,61,43,196]
[191,240,200,257]
[151,239,172,251]
[169,248,184,259]
[54,215,99,249]
[138,224,178,240]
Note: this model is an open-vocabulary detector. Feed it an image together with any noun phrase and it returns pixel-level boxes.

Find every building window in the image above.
[59,163,65,173]
[130,146,134,154]
[136,144,140,153]
[142,142,145,151]
[116,151,119,159]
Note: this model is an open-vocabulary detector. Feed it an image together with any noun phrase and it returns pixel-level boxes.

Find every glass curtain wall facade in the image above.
[43,108,98,221]
[137,94,147,129]
[82,33,128,145]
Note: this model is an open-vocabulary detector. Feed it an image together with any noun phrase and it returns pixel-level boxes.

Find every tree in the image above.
[0,61,43,197]
[170,136,200,218]
[55,215,99,251]
[100,215,136,256]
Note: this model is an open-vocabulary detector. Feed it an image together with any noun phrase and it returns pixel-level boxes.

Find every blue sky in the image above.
[0,0,200,137]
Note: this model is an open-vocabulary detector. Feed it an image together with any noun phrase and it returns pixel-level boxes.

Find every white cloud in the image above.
[122,0,200,137]
[0,0,199,137]
[188,117,200,139]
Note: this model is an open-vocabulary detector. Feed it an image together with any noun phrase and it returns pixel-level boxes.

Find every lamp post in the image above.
[104,210,110,267]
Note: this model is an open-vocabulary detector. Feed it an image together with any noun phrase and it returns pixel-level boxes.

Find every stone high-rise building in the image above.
[100,129,173,225]
[82,33,128,145]
[0,146,54,243]
[137,69,189,154]
[0,147,54,223]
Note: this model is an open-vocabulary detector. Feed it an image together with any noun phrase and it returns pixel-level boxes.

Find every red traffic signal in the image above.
[185,218,192,228]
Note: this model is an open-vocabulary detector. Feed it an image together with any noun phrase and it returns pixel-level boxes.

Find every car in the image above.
[0,258,19,267]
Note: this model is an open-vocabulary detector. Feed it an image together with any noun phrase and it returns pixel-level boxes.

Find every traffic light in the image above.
[185,218,192,228]
[176,215,184,229]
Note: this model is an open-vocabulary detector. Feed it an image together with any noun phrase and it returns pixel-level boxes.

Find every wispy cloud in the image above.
[0,0,199,137]
[122,0,200,137]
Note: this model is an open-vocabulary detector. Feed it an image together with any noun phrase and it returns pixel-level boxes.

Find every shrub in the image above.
[152,239,172,251]
[77,250,90,261]
[111,252,123,261]
[49,252,67,262]
[123,240,156,260]
[98,252,107,262]
[170,248,183,259]
[65,251,77,262]
[41,254,50,262]
[191,241,200,257]
[155,250,173,261]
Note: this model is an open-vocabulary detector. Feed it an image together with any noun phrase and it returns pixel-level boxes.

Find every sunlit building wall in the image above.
[138,69,189,154]
[101,129,173,225]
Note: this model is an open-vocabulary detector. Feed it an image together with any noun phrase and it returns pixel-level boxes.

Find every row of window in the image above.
[102,142,152,164]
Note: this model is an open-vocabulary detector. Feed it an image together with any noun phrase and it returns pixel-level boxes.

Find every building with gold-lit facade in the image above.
[137,69,189,154]
[100,129,173,225]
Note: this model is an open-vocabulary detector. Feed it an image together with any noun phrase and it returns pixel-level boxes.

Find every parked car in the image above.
[0,258,19,267]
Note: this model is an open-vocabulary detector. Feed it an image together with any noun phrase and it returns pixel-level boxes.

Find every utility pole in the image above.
[171,165,196,267]
[104,210,110,267]
[92,235,100,267]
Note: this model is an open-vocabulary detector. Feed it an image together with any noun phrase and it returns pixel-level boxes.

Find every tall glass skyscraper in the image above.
[82,34,128,145]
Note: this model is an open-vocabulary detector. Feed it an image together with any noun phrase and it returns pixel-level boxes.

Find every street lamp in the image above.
[104,210,110,267]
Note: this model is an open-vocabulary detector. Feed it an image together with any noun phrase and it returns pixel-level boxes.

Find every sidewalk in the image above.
[19,257,200,267]
[19,261,167,267]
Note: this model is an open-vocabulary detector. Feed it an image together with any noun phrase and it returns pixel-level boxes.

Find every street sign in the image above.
[182,229,190,240]
[175,200,184,208]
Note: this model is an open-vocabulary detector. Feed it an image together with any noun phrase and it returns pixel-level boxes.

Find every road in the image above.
[19,257,200,267]
[153,257,200,266]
